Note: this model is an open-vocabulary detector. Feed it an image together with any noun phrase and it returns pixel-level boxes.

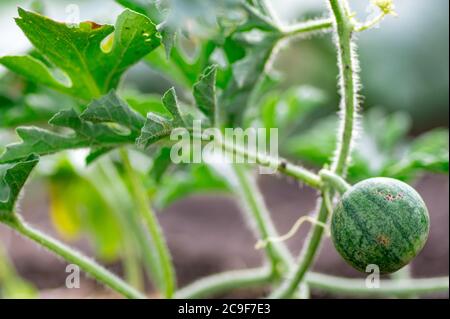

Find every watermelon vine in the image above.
[0,0,448,299]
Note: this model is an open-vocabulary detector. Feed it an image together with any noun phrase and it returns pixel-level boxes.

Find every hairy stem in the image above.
[282,18,333,38]
[319,169,351,195]
[85,163,145,290]
[356,13,386,32]
[232,164,293,277]
[175,264,449,299]
[175,267,272,299]
[307,273,449,298]
[119,149,176,298]
[216,137,322,189]
[329,0,358,176]
[259,0,281,26]
[8,217,145,299]
[93,159,164,293]
[270,0,359,298]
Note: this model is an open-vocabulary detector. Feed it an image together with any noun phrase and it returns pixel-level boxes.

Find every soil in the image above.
[0,173,448,299]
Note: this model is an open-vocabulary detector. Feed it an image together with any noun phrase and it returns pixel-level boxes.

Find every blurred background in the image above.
[0,0,448,298]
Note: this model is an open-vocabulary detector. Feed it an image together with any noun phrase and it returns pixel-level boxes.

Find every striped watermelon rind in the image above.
[331,177,430,274]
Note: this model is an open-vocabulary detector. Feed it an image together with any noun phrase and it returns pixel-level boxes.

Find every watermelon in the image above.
[331,177,430,274]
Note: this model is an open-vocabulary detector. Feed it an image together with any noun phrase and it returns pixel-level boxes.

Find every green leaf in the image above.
[258,85,327,134]
[145,46,193,87]
[154,164,231,209]
[0,92,142,164]
[285,116,337,165]
[116,0,178,57]
[124,92,169,117]
[0,56,68,94]
[245,0,271,16]
[86,147,115,165]
[146,40,217,89]
[0,73,78,128]
[159,24,177,58]
[193,65,218,125]
[240,1,279,32]
[220,34,278,125]
[80,91,146,136]
[0,8,161,101]
[0,154,39,219]
[137,88,187,148]
[286,106,449,183]
[385,128,449,179]
[115,0,162,26]
[161,87,186,126]
[148,147,173,183]
[364,108,412,152]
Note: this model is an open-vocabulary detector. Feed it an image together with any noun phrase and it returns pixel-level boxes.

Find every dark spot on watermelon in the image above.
[376,190,404,201]
[377,234,391,246]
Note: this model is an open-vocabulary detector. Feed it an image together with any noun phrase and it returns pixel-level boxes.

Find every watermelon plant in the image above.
[0,0,448,299]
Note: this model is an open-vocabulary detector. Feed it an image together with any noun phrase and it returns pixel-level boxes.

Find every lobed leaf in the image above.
[0,92,143,164]
[148,147,173,183]
[220,34,279,125]
[385,128,449,179]
[0,73,78,128]
[193,65,218,125]
[0,8,161,101]
[286,107,449,183]
[116,0,175,56]
[146,40,217,89]
[0,154,39,218]
[80,91,146,136]
[137,88,188,148]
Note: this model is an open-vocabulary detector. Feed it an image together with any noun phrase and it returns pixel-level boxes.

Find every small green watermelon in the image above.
[331,177,430,274]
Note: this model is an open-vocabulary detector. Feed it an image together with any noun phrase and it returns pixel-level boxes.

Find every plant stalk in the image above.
[307,273,450,298]
[119,149,176,298]
[93,159,166,294]
[8,217,145,299]
[270,0,359,298]
[282,18,333,38]
[175,267,272,299]
[319,169,351,195]
[215,137,322,189]
[232,164,293,278]
[175,264,449,299]
[84,164,145,291]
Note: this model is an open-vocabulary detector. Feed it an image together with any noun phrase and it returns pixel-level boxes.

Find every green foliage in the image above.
[386,129,449,179]
[136,88,187,148]
[0,154,38,219]
[0,0,448,300]
[284,107,449,183]
[0,92,140,164]
[193,65,218,126]
[0,8,161,101]
[0,73,78,128]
